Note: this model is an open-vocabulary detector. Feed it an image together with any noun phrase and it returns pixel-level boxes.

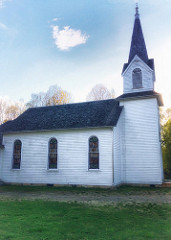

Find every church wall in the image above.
[120,98,163,184]
[0,149,3,180]
[1,128,114,186]
[113,109,125,186]
[123,57,154,93]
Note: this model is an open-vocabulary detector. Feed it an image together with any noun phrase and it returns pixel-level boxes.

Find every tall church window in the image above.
[13,140,22,169]
[89,136,99,169]
[132,68,142,88]
[48,138,57,169]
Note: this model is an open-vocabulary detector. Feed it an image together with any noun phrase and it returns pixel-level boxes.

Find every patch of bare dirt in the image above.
[0,190,171,205]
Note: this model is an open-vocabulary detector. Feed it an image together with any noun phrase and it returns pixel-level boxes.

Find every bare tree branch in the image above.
[26,85,72,108]
[86,84,115,101]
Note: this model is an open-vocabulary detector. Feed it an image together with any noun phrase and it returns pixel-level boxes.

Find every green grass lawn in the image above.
[0,200,171,240]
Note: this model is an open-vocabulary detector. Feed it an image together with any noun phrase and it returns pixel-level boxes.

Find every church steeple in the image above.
[128,4,148,64]
[122,4,155,94]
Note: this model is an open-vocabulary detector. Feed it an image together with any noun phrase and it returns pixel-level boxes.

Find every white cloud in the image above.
[52,25,89,50]
[52,18,60,22]
[0,22,7,30]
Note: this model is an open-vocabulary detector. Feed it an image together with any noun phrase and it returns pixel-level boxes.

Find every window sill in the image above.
[11,168,21,171]
[132,87,143,89]
[88,169,100,172]
[47,169,59,172]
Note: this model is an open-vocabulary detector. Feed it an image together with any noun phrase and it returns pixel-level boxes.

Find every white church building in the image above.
[0,6,164,186]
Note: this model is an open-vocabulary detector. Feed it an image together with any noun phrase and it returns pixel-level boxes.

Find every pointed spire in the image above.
[135,3,139,18]
[128,4,148,64]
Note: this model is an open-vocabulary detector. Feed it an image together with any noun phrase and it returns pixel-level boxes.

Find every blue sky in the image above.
[0,0,171,107]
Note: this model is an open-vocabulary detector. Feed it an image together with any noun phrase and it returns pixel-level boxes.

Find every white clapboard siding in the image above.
[113,109,125,186]
[1,128,114,186]
[120,98,163,184]
[123,56,154,93]
[0,150,3,180]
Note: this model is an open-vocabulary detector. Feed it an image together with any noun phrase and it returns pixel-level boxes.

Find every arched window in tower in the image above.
[132,68,142,89]
[89,136,99,169]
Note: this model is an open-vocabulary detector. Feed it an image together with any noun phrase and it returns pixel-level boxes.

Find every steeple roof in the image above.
[128,4,148,64]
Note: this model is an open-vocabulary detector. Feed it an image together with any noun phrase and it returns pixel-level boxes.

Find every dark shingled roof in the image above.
[128,11,148,64]
[122,7,155,74]
[116,90,163,106]
[0,99,123,134]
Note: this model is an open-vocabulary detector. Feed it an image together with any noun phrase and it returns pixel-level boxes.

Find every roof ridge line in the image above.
[27,98,117,110]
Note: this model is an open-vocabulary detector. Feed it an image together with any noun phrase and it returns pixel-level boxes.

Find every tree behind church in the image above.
[27,85,71,108]
[161,108,171,179]
[0,98,26,124]
[5,102,26,121]
[86,84,115,101]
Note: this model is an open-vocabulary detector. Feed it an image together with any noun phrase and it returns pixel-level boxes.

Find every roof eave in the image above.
[122,55,153,76]
[117,94,164,107]
[1,125,115,135]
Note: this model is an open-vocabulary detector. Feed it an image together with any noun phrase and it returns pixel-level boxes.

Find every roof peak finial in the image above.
[135,2,139,18]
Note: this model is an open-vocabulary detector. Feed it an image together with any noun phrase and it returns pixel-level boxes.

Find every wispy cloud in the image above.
[0,0,11,8]
[0,0,5,8]
[52,25,89,50]
[0,22,8,30]
[52,18,60,22]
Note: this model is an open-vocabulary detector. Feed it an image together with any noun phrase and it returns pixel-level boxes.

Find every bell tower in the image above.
[115,4,164,186]
[122,4,155,94]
